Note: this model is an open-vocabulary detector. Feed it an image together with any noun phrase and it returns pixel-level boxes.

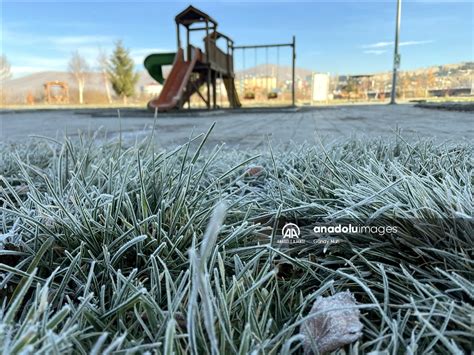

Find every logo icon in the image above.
[277,223,305,245]
[282,223,300,239]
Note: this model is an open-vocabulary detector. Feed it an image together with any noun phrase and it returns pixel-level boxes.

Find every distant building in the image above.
[312,73,330,102]
[142,83,163,96]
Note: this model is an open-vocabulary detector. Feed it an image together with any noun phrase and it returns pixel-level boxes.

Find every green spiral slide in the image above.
[144,52,176,84]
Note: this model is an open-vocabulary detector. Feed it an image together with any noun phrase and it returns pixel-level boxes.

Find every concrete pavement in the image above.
[1,104,472,149]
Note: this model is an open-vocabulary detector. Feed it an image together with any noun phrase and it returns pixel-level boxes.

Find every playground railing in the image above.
[206,40,233,75]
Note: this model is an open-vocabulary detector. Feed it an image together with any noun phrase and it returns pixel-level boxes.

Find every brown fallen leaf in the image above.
[244,165,265,177]
[300,290,363,354]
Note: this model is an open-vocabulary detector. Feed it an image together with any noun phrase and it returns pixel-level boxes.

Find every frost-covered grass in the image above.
[0,127,472,354]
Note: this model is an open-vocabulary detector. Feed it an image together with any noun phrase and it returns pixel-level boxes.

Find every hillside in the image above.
[236,64,312,81]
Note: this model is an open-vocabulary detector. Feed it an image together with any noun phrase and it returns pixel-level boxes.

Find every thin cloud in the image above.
[363,41,393,49]
[400,40,434,46]
[2,27,115,49]
[10,56,68,76]
[363,40,434,49]
[10,65,57,75]
[13,56,66,68]
[48,35,114,46]
[364,49,387,55]
[3,27,118,76]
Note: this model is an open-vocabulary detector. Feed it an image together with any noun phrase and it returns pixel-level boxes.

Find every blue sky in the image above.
[2,1,473,77]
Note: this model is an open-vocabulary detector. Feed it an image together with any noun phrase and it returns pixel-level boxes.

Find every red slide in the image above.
[148,47,201,111]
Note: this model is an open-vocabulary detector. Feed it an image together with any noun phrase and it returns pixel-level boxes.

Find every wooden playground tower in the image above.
[145,5,296,111]
[146,6,241,111]
[177,7,241,109]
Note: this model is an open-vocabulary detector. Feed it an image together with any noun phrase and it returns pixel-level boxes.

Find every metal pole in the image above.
[205,20,210,110]
[292,35,296,107]
[233,43,293,50]
[186,27,190,61]
[390,0,402,104]
[212,71,217,109]
[176,24,181,49]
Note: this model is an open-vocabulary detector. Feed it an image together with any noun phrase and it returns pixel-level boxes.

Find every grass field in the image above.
[0,126,472,354]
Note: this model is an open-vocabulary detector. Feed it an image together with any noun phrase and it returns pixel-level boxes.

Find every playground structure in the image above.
[44,81,69,104]
[144,6,296,111]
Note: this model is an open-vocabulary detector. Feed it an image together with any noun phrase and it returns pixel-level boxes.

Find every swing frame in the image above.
[232,36,296,106]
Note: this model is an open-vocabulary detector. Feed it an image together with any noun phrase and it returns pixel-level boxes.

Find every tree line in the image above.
[68,41,139,104]
[1,41,139,105]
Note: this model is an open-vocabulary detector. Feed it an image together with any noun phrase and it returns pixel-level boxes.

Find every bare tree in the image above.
[1,55,12,105]
[1,55,12,81]
[97,48,112,104]
[68,51,89,104]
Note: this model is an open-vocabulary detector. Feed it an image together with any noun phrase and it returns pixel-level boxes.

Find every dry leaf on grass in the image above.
[300,290,363,354]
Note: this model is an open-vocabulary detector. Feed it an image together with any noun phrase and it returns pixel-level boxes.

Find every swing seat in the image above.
[244,92,255,100]
[267,92,278,99]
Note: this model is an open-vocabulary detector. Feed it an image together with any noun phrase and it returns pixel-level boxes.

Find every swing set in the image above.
[233,36,296,105]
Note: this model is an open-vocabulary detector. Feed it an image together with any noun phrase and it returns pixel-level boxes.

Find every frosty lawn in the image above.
[0,127,472,353]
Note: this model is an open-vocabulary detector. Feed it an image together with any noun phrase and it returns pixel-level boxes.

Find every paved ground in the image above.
[1,104,472,149]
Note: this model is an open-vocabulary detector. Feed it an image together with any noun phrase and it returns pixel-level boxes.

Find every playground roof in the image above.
[175,5,218,27]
